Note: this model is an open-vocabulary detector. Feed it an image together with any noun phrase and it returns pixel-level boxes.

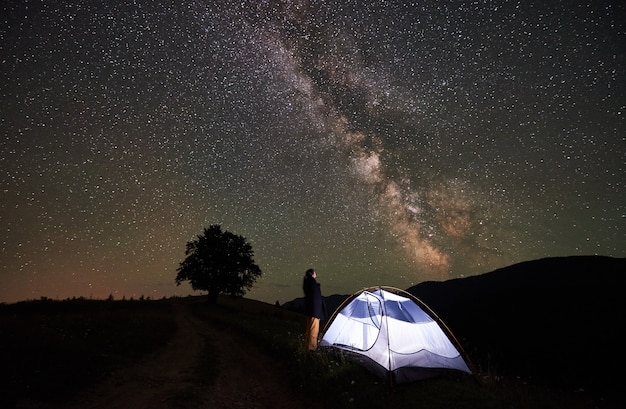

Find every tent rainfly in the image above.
[320,286,472,384]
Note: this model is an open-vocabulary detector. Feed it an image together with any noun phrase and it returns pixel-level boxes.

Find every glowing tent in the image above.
[320,286,472,384]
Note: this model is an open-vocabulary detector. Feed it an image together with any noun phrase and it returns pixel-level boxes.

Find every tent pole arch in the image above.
[379,289,394,386]
[379,285,475,373]
[320,286,372,335]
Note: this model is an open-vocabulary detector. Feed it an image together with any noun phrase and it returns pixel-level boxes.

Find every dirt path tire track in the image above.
[61,300,317,409]
[200,306,317,409]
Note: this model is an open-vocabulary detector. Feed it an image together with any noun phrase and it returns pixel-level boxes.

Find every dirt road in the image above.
[62,301,316,409]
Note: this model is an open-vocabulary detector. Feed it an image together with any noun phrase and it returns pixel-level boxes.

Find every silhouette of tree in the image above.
[175,225,262,304]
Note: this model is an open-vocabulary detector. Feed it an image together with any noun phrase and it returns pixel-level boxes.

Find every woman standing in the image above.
[302,268,324,351]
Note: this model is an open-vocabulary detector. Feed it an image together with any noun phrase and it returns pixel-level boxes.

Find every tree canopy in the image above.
[175,225,262,304]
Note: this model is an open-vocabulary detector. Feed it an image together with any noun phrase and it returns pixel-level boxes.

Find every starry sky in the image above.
[1,0,624,304]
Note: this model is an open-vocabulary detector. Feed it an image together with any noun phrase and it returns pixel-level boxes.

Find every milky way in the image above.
[1,0,624,303]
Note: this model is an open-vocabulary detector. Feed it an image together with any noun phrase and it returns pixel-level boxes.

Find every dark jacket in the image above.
[303,275,324,319]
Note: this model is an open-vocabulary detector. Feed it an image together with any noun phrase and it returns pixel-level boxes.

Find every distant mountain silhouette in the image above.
[408,255,626,395]
[284,255,626,396]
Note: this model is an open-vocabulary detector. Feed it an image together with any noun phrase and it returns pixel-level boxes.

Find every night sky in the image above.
[1,0,624,304]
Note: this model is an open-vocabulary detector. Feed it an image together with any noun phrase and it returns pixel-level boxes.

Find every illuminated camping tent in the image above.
[320,286,472,384]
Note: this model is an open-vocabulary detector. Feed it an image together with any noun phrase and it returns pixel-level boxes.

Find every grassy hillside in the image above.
[0,298,177,407]
[2,293,621,408]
